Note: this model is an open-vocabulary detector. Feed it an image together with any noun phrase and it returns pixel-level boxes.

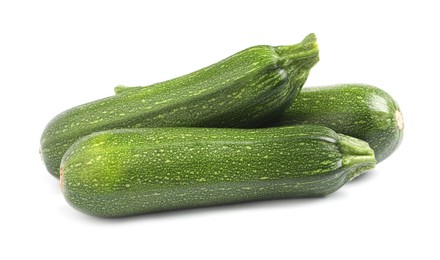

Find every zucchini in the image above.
[41,34,319,178]
[268,84,403,162]
[60,125,375,217]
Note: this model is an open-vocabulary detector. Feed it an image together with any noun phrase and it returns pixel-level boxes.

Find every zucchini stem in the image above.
[338,133,376,181]
[274,33,319,70]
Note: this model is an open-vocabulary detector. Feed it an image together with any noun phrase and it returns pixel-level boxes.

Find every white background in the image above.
[1,0,439,259]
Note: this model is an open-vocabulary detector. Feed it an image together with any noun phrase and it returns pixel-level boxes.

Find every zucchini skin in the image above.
[268,84,403,163]
[41,34,319,178]
[60,125,375,217]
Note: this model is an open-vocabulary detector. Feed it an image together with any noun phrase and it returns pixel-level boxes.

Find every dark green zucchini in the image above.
[41,34,319,178]
[60,125,375,217]
[268,84,403,162]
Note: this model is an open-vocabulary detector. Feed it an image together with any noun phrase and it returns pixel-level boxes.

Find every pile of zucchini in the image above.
[40,33,403,217]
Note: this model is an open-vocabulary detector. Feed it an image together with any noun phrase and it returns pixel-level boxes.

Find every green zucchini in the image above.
[60,125,375,217]
[268,84,403,162]
[41,34,319,178]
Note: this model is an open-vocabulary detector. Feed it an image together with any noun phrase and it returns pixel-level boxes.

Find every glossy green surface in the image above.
[61,125,375,217]
[41,34,319,177]
[269,84,403,162]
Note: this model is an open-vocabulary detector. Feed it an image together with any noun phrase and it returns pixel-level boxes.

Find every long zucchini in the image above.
[268,84,403,162]
[60,125,375,217]
[41,34,319,178]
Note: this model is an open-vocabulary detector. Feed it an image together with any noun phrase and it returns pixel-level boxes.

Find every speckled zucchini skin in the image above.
[60,125,375,217]
[41,34,319,178]
[268,84,403,162]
